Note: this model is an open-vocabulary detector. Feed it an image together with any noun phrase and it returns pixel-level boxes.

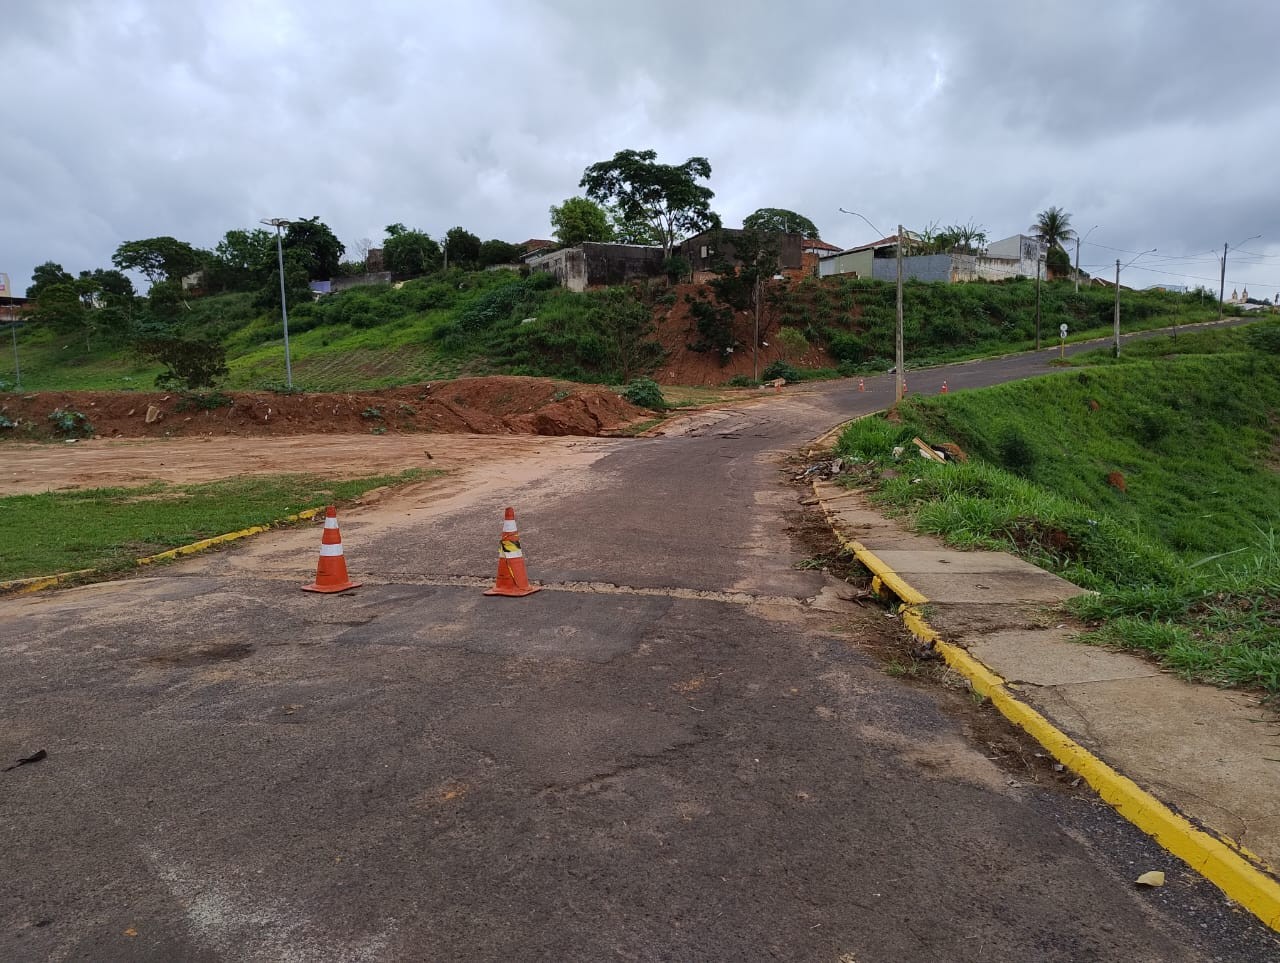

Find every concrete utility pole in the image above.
[7,306,19,390]
[1113,259,1122,358]
[1074,224,1098,294]
[261,218,294,388]
[895,224,905,402]
[1219,234,1262,320]
[753,271,761,382]
[1034,244,1043,350]
[1113,248,1157,357]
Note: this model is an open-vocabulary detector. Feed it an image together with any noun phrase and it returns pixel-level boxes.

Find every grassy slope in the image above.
[836,322,1280,692]
[3,270,1229,392]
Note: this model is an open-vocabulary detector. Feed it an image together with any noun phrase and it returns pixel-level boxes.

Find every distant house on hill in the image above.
[678,228,806,281]
[526,242,664,292]
[518,239,557,262]
[818,232,1047,284]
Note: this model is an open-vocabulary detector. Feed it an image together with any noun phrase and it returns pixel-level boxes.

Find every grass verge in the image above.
[0,470,426,581]
[835,325,1280,694]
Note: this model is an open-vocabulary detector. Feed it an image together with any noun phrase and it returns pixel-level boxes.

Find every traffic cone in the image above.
[858,378,865,392]
[484,507,541,597]
[940,380,949,394]
[302,506,361,593]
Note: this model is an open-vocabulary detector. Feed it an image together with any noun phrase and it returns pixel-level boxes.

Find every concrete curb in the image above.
[815,485,1280,933]
[0,506,325,597]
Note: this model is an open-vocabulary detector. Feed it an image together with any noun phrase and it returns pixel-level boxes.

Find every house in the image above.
[678,228,805,281]
[800,237,842,275]
[518,239,557,262]
[818,235,902,279]
[819,232,1048,285]
[526,242,664,292]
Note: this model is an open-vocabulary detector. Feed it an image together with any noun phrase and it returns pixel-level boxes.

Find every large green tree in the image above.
[479,239,523,267]
[742,208,818,237]
[112,237,205,285]
[580,149,720,257]
[444,227,481,269]
[25,261,74,299]
[1031,206,1075,249]
[549,197,614,247]
[283,216,345,280]
[209,228,275,291]
[382,224,441,276]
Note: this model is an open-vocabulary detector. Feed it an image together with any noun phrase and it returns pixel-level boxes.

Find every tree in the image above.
[112,237,205,285]
[444,227,481,269]
[209,228,275,291]
[1046,245,1071,278]
[479,239,522,268]
[580,149,720,257]
[382,225,441,276]
[26,261,74,300]
[743,208,819,237]
[283,216,345,280]
[549,197,614,247]
[609,206,663,246]
[1031,206,1076,250]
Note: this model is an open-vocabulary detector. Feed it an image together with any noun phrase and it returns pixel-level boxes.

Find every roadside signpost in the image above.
[1059,323,1068,360]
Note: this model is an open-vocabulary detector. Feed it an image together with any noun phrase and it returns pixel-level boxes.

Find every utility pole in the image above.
[1034,245,1043,350]
[1218,241,1228,322]
[1074,224,1098,295]
[1218,234,1262,321]
[1113,258,1122,358]
[261,218,294,388]
[7,306,19,390]
[753,270,761,382]
[895,224,905,402]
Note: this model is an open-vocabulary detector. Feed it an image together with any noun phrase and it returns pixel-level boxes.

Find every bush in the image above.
[726,375,760,387]
[621,377,665,410]
[777,326,808,360]
[1246,320,1280,355]
[762,360,800,382]
[996,426,1036,475]
[48,408,94,438]
[134,333,229,390]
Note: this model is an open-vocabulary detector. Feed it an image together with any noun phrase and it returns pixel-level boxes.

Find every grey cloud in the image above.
[3,0,1280,298]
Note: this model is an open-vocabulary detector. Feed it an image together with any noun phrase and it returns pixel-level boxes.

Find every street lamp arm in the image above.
[838,208,886,240]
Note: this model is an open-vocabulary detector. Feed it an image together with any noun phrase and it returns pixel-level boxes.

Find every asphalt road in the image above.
[3,330,1278,961]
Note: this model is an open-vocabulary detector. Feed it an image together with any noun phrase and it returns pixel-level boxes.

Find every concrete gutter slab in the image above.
[964,628,1163,686]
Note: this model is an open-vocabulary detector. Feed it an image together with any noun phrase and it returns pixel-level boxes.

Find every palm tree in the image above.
[1031,206,1076,250]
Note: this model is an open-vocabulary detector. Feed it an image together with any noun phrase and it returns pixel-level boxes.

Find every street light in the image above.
[1113,248,1156,357]
[1074,224,1098,294]
[840,208,904,401]
[5,303,19,389]
[1218,234,1262,321]
[260,218,294,388]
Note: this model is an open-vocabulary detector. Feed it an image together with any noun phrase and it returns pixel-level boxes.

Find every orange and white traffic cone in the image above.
[940,380,949,394]
[302,506,361,593]
[858,378,865,392]
[484,507,541,597]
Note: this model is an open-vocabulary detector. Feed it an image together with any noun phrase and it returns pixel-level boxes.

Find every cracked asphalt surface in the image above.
[3,335,1279,961]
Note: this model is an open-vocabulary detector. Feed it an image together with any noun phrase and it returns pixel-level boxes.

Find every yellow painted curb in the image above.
[1,506,324,597]
[814,482,1280,933]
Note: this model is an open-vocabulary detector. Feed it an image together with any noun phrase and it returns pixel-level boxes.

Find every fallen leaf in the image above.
[124,927,138,938]
[1135,871,1165,888]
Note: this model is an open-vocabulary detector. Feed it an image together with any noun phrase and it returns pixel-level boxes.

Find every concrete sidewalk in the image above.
[814,480,1280,924]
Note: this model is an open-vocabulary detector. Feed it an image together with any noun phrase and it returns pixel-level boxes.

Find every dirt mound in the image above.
[649,282,837,386]
[0,376,649,441]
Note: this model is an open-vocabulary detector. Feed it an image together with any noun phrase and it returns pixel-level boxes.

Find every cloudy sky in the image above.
[4,0,1280,300]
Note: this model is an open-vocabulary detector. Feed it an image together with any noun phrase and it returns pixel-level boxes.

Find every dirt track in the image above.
[0,433,610,495]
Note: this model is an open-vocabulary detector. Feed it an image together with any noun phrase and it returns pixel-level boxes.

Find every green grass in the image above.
[836,324,1280,693]
[0,470,426,580]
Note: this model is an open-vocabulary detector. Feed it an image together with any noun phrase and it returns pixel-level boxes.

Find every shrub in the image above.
[763,360,800,382]
[996,426,1036,475]
[134,333,229,390]
[1246,320,1280,355]
[621,377,665,410]
[777,326,808,360]
[726,375,759,387]
[48,408,94,438]
[176,391,233,411]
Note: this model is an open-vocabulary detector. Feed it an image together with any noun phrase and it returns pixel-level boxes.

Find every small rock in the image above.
[144,405,161,423]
